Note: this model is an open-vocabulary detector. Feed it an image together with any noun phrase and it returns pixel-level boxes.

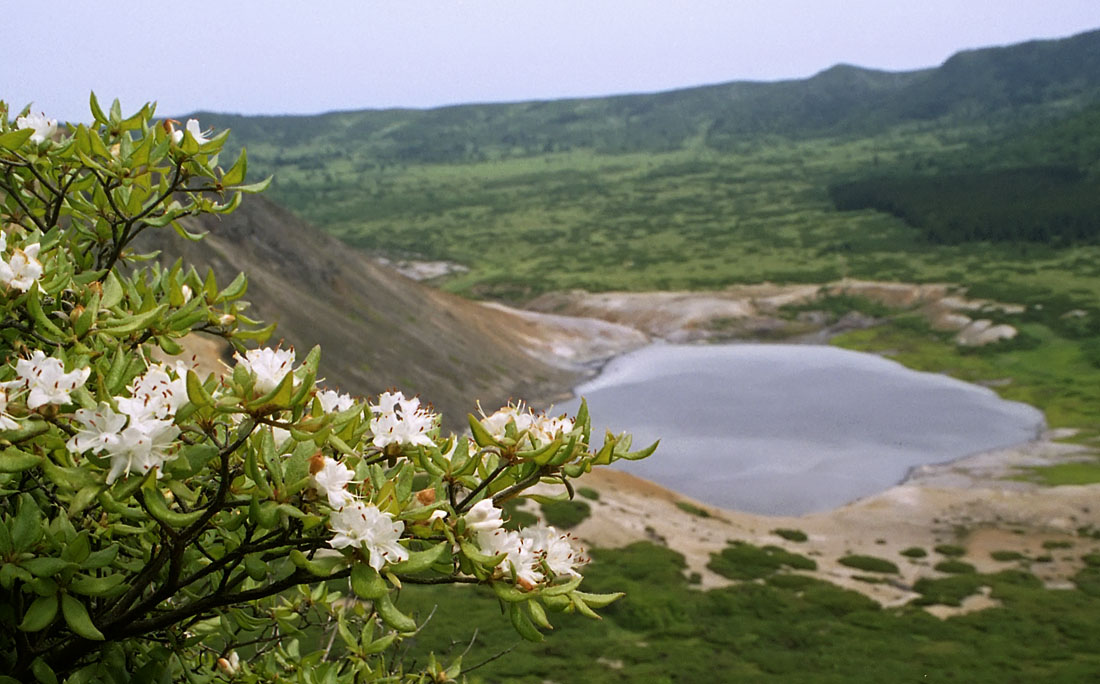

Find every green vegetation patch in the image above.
[675,501,712,518]
[900,546,928,558]
[1014,457,1100,486]
[990,550,1027,562]
[708,541,817,581]
[771,528,809,543]
[540,499,591,529]
[935,560,978,575]
[576,486,600,501]
[912,575,986,606]
[838,555,899,574]
[397,541,1100,682]
[1042,540,1074,550]
[934,544,967,558]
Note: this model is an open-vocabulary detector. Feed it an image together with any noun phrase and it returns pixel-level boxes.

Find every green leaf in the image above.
[388,542,448,575]
[572,590,624,608]
[31,659,58,684]
[68,573,126,597]
[18,595,59,632]
[459,539,506,567]
[97,303,168,336]
[541,575,583,597]
[619,439,660,461]
[62,532,91,564]
[185,370,214,408]
[140,484,204,528]
[235,176,272,193]
[215,272,248,303]
[89,92,108,123]
[290,549,346,577]
[0,422,50,447]
[12,494,43,552]
[81,544,120,570]
[374,591,416,633]
[61,594,104,640]
[491,580,530,603]
[507,601,544,642]
[22,557,76,578]
[468,414,500,448]
[222,148,248,186]
[100,271,124,308]
[0,128,35,150]
[0,448,42,473]
[351,563,388,600]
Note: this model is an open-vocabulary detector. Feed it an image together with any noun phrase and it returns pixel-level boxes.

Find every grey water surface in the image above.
[558,343,1044,516]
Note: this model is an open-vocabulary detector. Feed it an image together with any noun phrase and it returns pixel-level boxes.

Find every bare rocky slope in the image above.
[137,198,587,429]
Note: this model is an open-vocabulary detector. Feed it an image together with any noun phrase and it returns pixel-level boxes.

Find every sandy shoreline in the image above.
[498,283,1100,612]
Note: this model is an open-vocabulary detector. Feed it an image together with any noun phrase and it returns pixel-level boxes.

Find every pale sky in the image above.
[4,1,1100,122]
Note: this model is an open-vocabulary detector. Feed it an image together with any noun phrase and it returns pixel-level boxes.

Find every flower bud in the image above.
[309,451,326,476]
[216,651,241,675]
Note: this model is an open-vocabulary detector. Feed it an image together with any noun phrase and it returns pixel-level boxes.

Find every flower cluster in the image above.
[479,401,575,448]
[464,499,587,589]
[369,390,436,449]
[66,362,188,483]
[234,346,297,394]
[0,231,44,293]
[328,502,409,571]
[4,350,90,410]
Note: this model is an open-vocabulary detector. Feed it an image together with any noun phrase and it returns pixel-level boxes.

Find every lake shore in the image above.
[560,430,1100,613]
[496,283,1100,611]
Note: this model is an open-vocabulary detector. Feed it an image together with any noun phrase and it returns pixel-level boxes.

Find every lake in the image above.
[558,343,1044,515]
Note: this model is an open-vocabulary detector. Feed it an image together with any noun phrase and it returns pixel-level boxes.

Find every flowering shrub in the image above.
[0,98,655,682]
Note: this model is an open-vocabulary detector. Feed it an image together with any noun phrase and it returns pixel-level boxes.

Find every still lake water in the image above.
[558,344,1044,516]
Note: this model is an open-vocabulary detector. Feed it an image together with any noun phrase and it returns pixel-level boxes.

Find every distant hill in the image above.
[196,28,1100,166]
[136,198,581,428]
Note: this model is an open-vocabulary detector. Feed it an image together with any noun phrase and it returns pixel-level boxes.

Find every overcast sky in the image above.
[4,1,1100,122]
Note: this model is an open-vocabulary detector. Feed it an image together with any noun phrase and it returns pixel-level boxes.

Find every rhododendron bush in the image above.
[0,98,655,682]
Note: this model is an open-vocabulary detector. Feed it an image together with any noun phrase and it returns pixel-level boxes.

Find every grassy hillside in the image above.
[187,29,1100,306]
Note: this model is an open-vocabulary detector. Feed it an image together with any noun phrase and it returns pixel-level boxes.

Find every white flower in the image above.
[116,364,188,421]
[464,499,504,537]
[15,112,57,144]
[66,403,128,454]
[0,387,20,430]
[317,389,354,413]
[7,351,90,409]
[105,416,180,484]
[185,119,210,144]
[480,528,543,588]
[369,391,436,449]
[233,347,296,394]
[0,242,43,292]
[327,502,409,571]
[521,524,587,578]
[66,401,180,484]
[311,456,357,508]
